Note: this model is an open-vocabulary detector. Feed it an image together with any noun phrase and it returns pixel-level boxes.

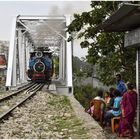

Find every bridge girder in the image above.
[6,15,73,94]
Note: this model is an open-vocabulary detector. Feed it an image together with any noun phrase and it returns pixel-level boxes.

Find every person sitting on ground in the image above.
[87,89,106,125]
[104,89,122,126]
[106,87,115,111]
[118,82,137,138]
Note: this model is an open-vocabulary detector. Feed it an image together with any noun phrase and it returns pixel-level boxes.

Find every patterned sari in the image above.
[118,90,137,138]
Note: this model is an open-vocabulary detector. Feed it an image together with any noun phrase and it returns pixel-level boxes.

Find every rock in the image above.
[53,127,57,131]
[1,105,9,110]
[61,128,68,132]
[59,132,64,135]
[68,130,73,133]
[63,113,71,117]
[47,115,53,118]
[56,134,64,138]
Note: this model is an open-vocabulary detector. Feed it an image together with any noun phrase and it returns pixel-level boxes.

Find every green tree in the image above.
[73,56,93,85]
[67,1,136,85]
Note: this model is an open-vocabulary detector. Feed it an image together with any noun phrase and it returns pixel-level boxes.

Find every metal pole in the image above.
[65,15,73,93]
[18,29,23,83]
[136,49,140,138]
[6,18,17,87]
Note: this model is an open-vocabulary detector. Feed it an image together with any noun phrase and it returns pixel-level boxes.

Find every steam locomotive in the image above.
[27,47,54,84]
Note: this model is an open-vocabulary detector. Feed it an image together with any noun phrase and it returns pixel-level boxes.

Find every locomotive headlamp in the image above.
[33,61,45,72]
[35,51,43,58]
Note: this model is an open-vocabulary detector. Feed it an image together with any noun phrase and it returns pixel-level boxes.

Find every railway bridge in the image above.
[6,15,73,95]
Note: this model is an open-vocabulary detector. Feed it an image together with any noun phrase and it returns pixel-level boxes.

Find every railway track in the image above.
[0,83,44,122]
[0,82,35,102]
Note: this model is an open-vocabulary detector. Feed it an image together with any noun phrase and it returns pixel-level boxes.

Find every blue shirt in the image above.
[116,80,127,96]
[111,97,122,116]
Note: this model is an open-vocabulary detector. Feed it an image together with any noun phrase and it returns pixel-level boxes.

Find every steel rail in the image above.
[0,83,36,102]
[25,83,39,93]
[26,83,43,93]
[0,83,44,122]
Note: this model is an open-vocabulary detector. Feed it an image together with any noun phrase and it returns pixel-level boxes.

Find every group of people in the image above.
[87,74,137,138]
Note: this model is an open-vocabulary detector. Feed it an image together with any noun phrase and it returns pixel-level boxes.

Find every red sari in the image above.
[118,90,137,138]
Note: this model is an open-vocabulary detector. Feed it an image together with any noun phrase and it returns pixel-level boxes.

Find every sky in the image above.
[0,1,91,58]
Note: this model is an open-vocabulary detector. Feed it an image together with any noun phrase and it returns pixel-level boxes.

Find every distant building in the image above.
[0,41,9,87]
[0,55,6,68]
[0,41,9,60]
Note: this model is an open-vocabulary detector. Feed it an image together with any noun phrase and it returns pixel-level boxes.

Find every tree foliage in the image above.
[74,84,98,109]
[67,1,136,85]
[73,56,93,77]
[72,56,93,85]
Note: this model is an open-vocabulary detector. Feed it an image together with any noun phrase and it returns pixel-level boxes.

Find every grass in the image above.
[47,94,72,110]
[53,115,89,139]
[44,93,91,138]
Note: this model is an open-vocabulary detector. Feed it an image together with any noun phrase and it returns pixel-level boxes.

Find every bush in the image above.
[73,84,98,110]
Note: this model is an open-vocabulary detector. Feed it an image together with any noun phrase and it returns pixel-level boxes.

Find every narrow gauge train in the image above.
[27,47,54,84]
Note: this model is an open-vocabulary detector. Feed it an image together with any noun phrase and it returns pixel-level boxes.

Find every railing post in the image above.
[65,15,73,93]
[136,48,140,138]
[6,17,17,87]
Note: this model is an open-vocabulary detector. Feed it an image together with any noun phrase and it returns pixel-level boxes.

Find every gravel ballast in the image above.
[0,90,106,139]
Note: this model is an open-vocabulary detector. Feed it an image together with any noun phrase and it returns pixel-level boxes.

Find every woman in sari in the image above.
[118,83,137,138]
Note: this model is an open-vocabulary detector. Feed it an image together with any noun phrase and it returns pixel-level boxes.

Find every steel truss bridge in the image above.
[6,15,73,94]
